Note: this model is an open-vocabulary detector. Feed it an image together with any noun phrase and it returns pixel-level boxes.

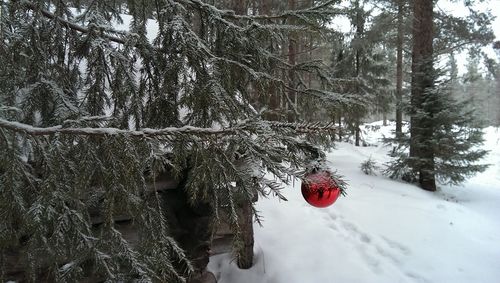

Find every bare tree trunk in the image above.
[287,0,297,122]
[410,0,436,191]
[261,0,280,121]
[395,0,404,137]
[236,199,255,269]
[355,123,361,146]
[338,112,342,141]
[354,0,363,147]
[495,42,500,126]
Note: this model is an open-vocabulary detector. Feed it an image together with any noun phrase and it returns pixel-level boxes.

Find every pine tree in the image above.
[370,0,411,136]
[0,0,347,281]
[385,0,492,190]
[331,0,391,146]
[408,0,437,191]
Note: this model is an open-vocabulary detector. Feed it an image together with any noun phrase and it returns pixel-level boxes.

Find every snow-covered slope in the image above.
[209,122,500,283]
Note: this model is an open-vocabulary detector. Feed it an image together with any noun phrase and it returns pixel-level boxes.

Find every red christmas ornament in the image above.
[301,170,340,208]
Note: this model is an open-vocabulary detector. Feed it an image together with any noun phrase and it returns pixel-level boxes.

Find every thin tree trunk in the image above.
[354,0,363,147]
[410,0,436,191]
[338,112,342,141]
[355,120,361,146]
[287,0,297,122]
[395,0,404,137]
[261,0,280,121]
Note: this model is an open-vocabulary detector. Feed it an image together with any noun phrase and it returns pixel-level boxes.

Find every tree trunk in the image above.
[395,0,404,137]
[260,0,280,121]
[410,0,436,191]
[232,0,256,270]
[355,120,361,146]
[236,199,255,269]
[287,0,297,122]
[338,112,342,141]
[354,0,364,147]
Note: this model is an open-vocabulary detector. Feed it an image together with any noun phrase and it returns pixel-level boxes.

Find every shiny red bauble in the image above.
[301,170,340,208]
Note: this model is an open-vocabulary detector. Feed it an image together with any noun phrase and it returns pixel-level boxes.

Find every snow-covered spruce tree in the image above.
[384,0,493,191]
[0,0,348,281]
[385,75,489,186]
[331,0,391,146]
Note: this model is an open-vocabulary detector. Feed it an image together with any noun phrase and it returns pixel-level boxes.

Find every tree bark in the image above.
[287,0,297,122]
[354,0,363,147]
[395,0,404,137]
[410,0,436,191]
[337,112,342,141]
[236,199,255,269]
[260,0,280,121]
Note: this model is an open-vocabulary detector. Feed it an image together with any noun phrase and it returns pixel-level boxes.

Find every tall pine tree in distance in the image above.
[385,0,492,190]
[0,0,349,281]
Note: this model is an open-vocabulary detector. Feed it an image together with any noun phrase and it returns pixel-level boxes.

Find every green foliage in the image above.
[0,0,348,281]
[329,0,392,144]
[360,156,379,176]
[385,80,489,186]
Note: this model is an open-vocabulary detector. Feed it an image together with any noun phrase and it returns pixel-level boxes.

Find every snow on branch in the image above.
[267,121,338,133]
[17,0,127,45]
[0,118,337,138]
[180,0,344,21]
[0,118,249,137]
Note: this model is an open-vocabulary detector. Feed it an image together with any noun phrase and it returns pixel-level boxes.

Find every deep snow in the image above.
[208,122,500,283]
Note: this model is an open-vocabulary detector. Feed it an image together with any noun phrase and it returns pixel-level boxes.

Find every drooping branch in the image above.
[18,0,127,45]
[16,0,342,45]
[0,118,250,137]
[177,0,343,21]
[0,118,337,137]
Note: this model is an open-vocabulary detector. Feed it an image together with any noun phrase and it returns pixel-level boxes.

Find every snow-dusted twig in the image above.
[0,118,249,137]
[0,118,337,137]
[17,0,127,44]
[177,0,343,21]
[266,121,338,133]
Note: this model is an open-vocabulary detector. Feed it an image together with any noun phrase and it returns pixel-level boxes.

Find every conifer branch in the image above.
[17,0,127,45]
[0,118,248,137]
[267,121,338,133]
[178,0,343,21]
[0,118,337,137]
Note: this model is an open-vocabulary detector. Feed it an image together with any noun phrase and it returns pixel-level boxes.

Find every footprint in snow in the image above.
[381,236,412,256]
[436,204,446,210]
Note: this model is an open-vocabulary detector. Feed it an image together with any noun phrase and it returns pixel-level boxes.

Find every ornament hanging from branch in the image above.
[301,170,341,208]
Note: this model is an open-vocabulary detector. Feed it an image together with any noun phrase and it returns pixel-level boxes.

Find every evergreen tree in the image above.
[331,0,391,146]
[385,0,492,191]
[408,0,437,191]
[371,0,411,136]
[0,0,347,281]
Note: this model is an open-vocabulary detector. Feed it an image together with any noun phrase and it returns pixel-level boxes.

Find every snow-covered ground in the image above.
[209,122,500,283]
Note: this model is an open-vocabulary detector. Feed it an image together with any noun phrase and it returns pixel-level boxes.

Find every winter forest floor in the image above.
[208,122,500,283]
